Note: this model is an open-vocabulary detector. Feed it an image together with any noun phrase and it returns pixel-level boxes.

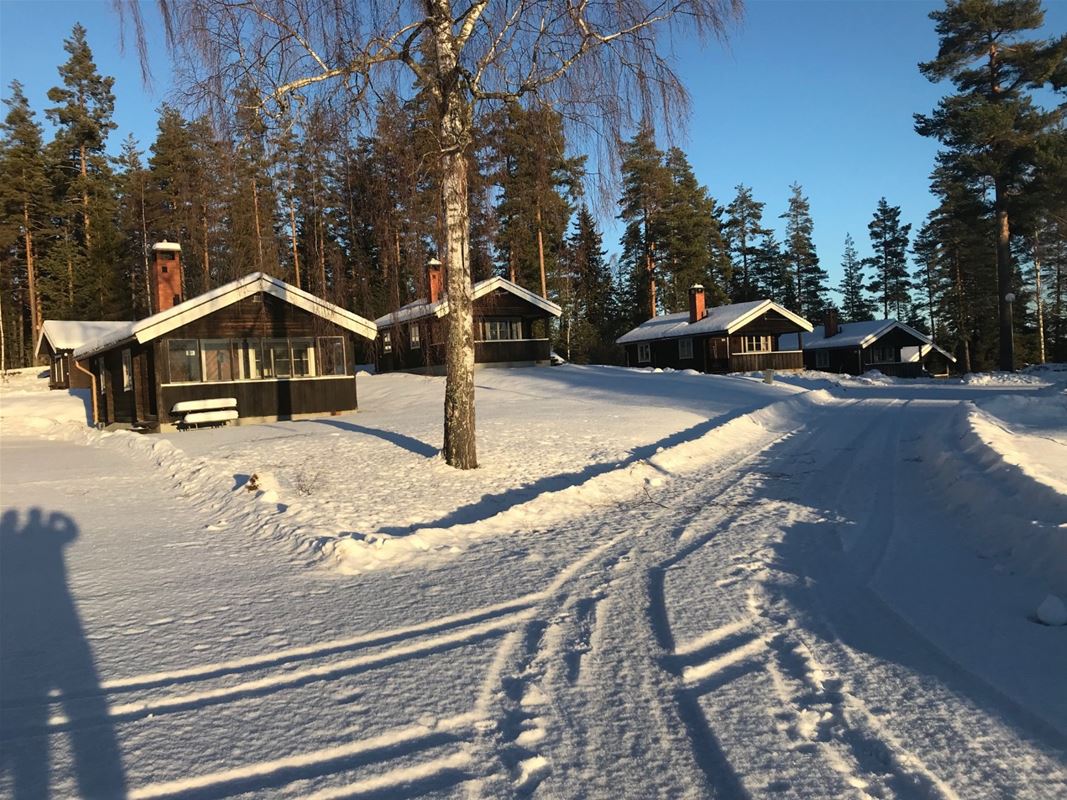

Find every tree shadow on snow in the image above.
[301,418,440,458]
[376,406,760,537]
[0,508,126,798]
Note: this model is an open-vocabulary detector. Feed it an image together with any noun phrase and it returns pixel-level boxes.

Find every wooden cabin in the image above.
[779,313,957,377]
[374,260,562,373]
[35,320,132,390]
[73,243,377,431]
[616,286,813,373]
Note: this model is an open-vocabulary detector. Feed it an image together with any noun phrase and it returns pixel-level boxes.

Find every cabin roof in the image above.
[35,320,132,357]
[374,275,562,328]
[73,272,377,360]
[615,300,812,346]
[779,319,956,361]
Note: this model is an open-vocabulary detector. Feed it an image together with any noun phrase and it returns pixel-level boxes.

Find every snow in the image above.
[3,364,1067,798]
[1037,595,1067,626]
[615,299,812,345]
[36,320,133,354]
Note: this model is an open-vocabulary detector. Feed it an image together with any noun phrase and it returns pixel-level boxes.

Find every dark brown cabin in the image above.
[73,247,376,430]
[616,286,813,374]
[375,264,562,374]
[780,313,957,377]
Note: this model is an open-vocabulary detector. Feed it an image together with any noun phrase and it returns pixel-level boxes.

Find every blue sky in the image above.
[2,0,1064,291]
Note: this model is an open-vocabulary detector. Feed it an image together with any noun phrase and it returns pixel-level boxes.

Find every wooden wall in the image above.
[377,288,553,373]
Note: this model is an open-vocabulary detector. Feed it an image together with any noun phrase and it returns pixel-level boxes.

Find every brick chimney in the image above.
[150,241,183,314]
[427,257,444,305]
[688,284,706,324]
[824,309,840,338]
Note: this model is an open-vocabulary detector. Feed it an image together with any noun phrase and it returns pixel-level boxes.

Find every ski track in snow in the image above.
[2,367,1066,798]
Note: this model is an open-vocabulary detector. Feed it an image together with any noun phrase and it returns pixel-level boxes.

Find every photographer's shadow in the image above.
[1,508,126,798]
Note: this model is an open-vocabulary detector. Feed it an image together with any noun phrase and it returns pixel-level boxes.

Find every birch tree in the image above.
[121,0,742,468]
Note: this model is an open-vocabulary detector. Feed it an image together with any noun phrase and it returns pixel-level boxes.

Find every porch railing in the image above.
[728,350,804,372]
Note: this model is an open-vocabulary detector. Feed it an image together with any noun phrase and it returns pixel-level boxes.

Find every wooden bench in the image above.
[171,398,238,429]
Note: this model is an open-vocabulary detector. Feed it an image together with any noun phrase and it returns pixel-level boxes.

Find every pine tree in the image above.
[45,23,120,318]
[916,0,1067,370]
[0,81,49,360]
[838,234,873,322]
[780,183,828,318]
[492,101,583,298]
[751,229,789,304]
[865,197,912,319]
[114,135,152,316]
[618,125,671,324]
[558,204,616,362]
[724,185,770,301]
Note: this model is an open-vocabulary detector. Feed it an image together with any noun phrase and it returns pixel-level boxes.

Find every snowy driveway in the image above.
[1,368,1065,798]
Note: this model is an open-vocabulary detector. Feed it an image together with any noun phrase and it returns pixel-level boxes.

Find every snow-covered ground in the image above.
[1,364,1065,798]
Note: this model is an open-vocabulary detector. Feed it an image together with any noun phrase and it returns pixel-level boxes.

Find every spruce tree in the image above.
[916,0,1066,370]
[724,185,770,301]
[660,147,727,310]
[866,197,912,319]
[838,234,873,322]
[780,183,828,318]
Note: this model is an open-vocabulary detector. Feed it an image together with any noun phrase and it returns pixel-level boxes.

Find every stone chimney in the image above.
[427,257,444,305]
[688,284,707,324]
[824,309,840,338]
[150,241,183,314]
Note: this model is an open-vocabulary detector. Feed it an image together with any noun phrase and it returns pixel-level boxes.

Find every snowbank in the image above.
[0,368,93,437]
[925,399,1067,595]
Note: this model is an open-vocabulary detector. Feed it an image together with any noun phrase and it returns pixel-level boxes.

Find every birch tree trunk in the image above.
[431,0,477,469]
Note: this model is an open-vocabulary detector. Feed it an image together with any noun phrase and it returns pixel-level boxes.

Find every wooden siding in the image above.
[728,351,803,372]
[802,326,929,377]
[377,288,555,373]
[622,309,809,374]
[160,376,356,425]
[80,290,365,428]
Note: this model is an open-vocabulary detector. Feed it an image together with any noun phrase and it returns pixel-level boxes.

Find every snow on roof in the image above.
[778,319,956,361]
[615,300,812,346]
[35,320,133,357]
[73,273,377,359]
[374,275,562,328]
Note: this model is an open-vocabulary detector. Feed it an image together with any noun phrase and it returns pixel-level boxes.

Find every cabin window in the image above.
[239,339,263,379]
[870,346,895,364]
[265,338,292,378]
[168,339,201,383]
[53,356,66,384]
[637,343,651,363]
[97,357,107,393]
[409,323,421,349]
[382,331,393,354]
[481,319,522,341]
[200,339,235,382]
[319,337,346,376]
[815,350,830,369]
[291,338,316,377]
[739,335,772,353]
[121,350,133,391]
[678,338,693,360]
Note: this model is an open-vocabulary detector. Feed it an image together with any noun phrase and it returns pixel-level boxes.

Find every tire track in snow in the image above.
[466,401,831,798]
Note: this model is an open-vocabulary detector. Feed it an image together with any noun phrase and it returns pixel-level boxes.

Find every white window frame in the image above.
[815,349,830,369]
[637,342,651,364]
[121,349,133,392]
[409,323,421,349]
[678,338,693,360]
[869,346,896,364]
[382,331,393,354]
[480,319,523,342]
[97,357,107,394]
[739,335,772,353]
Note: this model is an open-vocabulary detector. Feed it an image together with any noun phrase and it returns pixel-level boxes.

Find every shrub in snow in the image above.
[1036,595,1067,626]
